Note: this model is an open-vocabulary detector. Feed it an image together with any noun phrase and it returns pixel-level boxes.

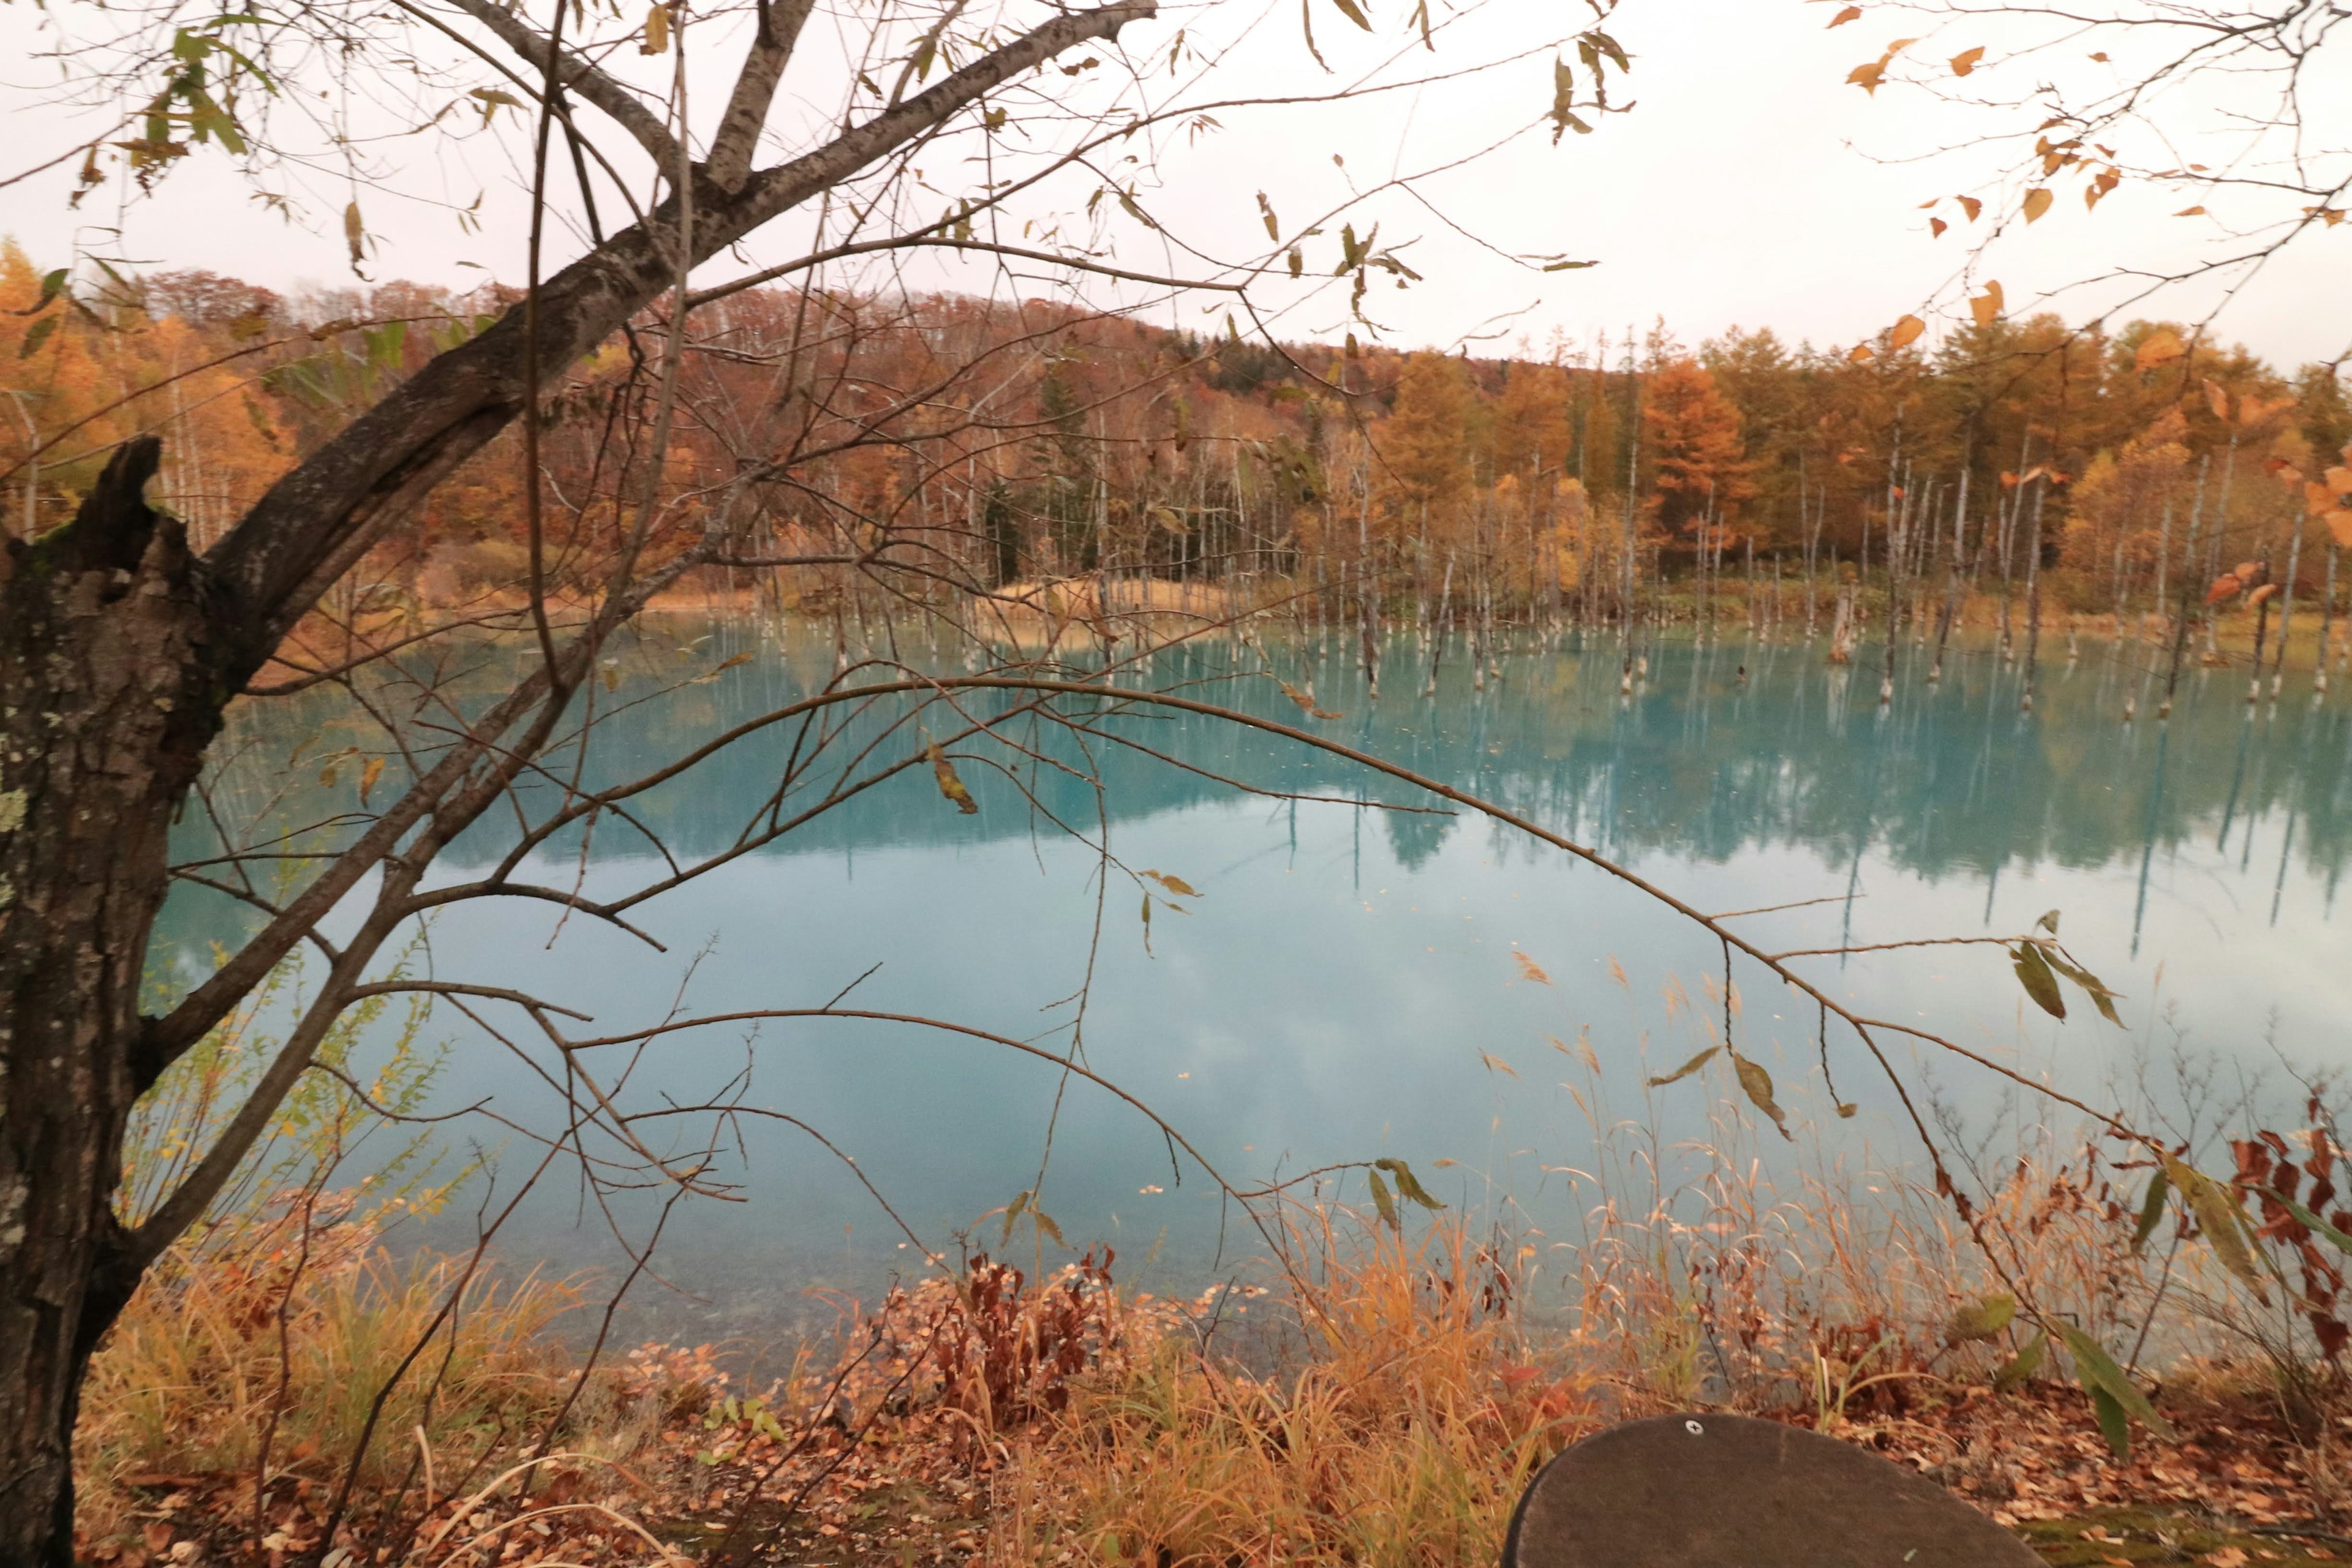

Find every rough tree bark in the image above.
[0,440,229,1566]
[0,4,1152,1558]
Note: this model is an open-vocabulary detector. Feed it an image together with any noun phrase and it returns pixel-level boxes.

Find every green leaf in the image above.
[1993,1329,2045,1392]
[2012,942,2066,1019]
[2043,948,2124,1027]
[14,268,66,317]
[1000,1189,1030,1245]
[1367,1167,1398,1229]
[2057,1322,2173,1441]
[2089,1383,2130,1458]
[1033,1204,1066,1248]
[2132,1169,2169,1253]
[1946,1293,2016,1343]
[2035,908,2061,935]
[18,314,59,358]
[1375,1157,1445,1210]
[1645,1046,1717,1087]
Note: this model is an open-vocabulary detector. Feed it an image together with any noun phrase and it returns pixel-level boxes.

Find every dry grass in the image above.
[984,1220,1594,1567]
[75,1198,591,1550]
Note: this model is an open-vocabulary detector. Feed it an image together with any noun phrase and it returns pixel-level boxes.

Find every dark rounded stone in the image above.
[1501,1412,2040,1567]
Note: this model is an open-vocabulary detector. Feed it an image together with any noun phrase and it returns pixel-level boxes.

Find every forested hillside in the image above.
[5,239,2347,636]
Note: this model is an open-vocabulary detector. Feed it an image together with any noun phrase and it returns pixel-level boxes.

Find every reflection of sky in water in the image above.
[158,625,2352,1344]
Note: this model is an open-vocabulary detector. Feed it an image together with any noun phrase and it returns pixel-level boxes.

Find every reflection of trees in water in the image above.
[173,627,2352,919]
[1384,807,1456,870]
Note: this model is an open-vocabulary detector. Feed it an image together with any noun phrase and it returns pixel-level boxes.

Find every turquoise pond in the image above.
[157,622,2352,1346]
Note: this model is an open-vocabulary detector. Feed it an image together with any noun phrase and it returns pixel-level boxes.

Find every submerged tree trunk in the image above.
[0,442,232,1567]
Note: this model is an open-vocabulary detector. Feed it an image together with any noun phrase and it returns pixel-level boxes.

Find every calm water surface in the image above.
[159,624,2352,1344]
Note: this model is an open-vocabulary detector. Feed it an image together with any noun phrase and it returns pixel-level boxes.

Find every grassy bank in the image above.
[77,1136,2352,1567]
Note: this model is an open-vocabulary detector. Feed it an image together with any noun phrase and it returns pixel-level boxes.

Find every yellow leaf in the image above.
[344,201,365,268]
[2174,205,2206,217]
[1826,4,1860,24]
[1142,869,1202,898]
[1732,1053,1792,1140]
[1890,313,1925,349]
[1969,279,2003,326]
[1945,1292,2016,1343]
[1646,1046,1717,1087]
[2022,187,2053,222]
[359,756,385,806]
[1845,58,1887,93]
[641,2,671,53]
[2163,1156,2267,1303]
[1849,342,1875,363]
[2134,328,2185,372]
[1513,951,1551,985]
[929,742,978,815]
[1948,45,1984,75]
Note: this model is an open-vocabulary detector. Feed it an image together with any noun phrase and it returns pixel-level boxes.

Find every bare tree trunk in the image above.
[2319,545,2337,696]
[0,443,228,1567]
[2272,510,2304,696]
[2021,480,2047,711]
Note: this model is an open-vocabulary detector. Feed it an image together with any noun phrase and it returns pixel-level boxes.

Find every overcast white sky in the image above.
[4,0,2345,369]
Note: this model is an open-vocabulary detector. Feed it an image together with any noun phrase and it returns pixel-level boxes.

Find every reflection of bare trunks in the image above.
[1826,586,1855,665]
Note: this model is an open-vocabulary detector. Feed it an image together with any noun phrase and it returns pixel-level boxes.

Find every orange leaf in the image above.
[1513,951,1552,985]
[1949,45,1985,75]
[2248,582,2279,608]
[2022,187,2053,222]
[1890,313,1926,349]
[2174,205,2207,217]
[1847,58,1887,92]
[2203,379,2229,421]
[2309,481,2337,517]
[1930,216,1948,237]
[1969,279,2003,327]
[2326,466,2352,495]
[2327,511,2352,549]
[2206,574,2241,606]
[1849,342,1876,363]
[1958,194,1983,221]
[1826,3,1860,24]
[2134,329,2185,372]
